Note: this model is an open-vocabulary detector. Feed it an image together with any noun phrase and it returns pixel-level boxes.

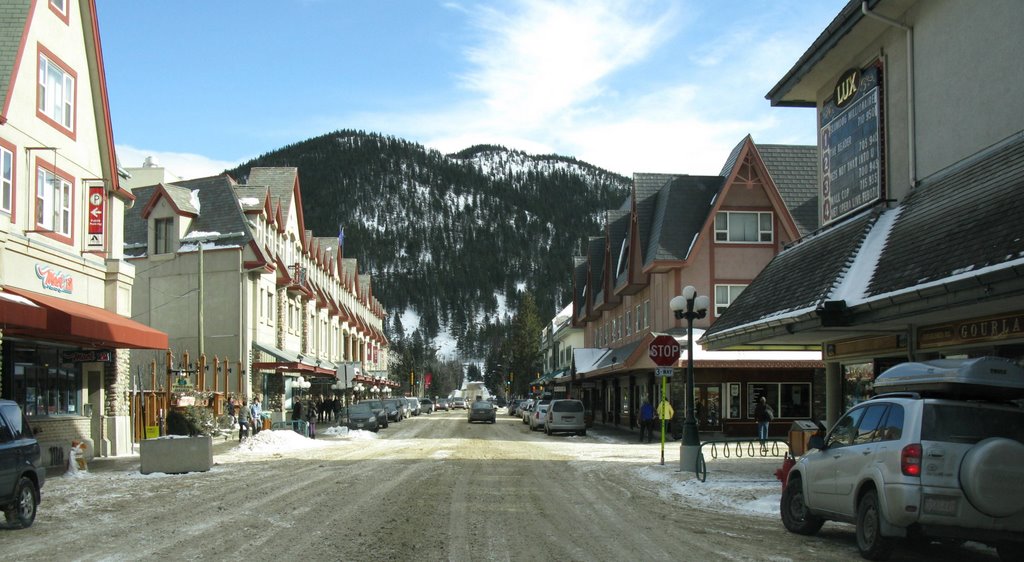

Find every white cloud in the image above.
[116,144,242,182]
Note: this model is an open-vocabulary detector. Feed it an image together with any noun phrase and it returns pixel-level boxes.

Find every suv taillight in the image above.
[901,443,922,476]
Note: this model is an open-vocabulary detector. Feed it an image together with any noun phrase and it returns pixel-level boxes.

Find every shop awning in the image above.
[3,287,167,349]
[251,341,336,376]
[0,290,47,330]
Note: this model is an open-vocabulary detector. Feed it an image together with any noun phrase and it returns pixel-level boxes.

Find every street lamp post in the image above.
[669,286,710,474]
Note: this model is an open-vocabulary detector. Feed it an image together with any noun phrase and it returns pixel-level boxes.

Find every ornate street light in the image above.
[669,285,710,474]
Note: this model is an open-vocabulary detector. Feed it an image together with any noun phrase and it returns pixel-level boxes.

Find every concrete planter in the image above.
[140,436,213,475]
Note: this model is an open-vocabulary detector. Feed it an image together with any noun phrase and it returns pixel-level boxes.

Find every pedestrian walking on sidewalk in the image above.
[237,399,251,442]
[292,398,303,422]
[250,397,263,436]
[305,400,317,439]
[639,400,655,443]
[754,396,773,450]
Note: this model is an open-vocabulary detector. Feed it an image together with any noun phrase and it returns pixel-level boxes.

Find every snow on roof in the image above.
[829,207,901,305]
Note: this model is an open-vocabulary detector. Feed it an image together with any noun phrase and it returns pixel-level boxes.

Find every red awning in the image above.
[0,290,48,330]
[3,287,168,349]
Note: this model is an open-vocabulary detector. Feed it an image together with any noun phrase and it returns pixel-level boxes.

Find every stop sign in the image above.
[649,335,681,366]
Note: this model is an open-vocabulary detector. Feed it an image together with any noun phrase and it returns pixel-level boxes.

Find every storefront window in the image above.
[5,343,80,416]
[747,382,812,419]
[843,362,875,411]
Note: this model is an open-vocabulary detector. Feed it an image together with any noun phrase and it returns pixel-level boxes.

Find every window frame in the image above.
[37,45,77,137]
[714,284,747,317]
[35,161,74,242]
[48,0,70,24]
[153,217,174,254]
[0,139,15,216]
[714,211,773,243]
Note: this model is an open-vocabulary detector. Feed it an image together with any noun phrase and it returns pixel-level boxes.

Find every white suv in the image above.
[780,357,1024,561]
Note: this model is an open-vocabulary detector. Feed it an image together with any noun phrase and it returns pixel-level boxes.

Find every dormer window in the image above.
[154,217,174,254]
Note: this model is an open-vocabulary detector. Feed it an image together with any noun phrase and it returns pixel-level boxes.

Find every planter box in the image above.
[140,436,213,474]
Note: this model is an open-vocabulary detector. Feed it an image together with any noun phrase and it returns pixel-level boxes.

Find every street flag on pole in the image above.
[338,225,345,249]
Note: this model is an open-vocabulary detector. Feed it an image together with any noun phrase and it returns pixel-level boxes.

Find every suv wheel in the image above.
[856,489,894,560]
[780,475,823,535]
[4,477,38,528]
[996,541,1024,562]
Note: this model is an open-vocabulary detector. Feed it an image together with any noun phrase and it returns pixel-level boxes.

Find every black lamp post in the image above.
[669,285,710,473]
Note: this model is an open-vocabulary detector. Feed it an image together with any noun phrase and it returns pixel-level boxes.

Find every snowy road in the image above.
[2,409,1003,561]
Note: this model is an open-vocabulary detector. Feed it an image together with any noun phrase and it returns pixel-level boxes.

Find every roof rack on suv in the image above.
[869,391,921,400]
[873,356,1024,399]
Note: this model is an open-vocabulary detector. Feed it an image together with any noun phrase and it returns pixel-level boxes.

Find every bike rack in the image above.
[691,437,792,482]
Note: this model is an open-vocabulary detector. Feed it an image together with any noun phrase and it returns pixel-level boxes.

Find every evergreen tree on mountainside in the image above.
[227,129,629,357]
[508,293,543,395]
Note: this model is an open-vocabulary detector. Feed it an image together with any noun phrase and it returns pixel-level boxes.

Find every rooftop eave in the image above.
[766,0,898,107]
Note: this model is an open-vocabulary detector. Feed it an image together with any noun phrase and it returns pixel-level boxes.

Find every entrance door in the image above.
[694,384,722,432]
[87,369,102,451]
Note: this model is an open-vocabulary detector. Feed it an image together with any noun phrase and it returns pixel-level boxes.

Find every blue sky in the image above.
[97,0,846,180]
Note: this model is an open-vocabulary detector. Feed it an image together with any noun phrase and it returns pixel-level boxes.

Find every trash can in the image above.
[788,420,820,456]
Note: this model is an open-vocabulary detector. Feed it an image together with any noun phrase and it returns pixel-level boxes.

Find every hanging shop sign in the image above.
[819,63,884,225]
[86,184,105,251]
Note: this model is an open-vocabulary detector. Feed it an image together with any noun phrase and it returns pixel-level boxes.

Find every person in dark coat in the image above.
[292,398,303,422]
[305,399,317,439]
[237,399,251,442]
[754,396,773,448]
[639,400,655,443]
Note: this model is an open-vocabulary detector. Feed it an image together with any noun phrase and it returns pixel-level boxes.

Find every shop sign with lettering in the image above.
[61,349,113,363]
[36,264,74,294]
[918,312,1024,349]
[819,63,883,225]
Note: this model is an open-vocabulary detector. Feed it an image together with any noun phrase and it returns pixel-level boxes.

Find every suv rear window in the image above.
[922,403,1024,444]
[552,401,584,412]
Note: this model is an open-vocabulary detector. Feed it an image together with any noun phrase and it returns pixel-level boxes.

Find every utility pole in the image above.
[198,243,204,359]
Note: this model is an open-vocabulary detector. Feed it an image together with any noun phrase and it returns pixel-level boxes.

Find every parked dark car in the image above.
[419,399,434,414]
[468,401,496,424]
[340,403,380,432]
[382,398,406,422]
[0,399,44,528]
[358,399,389,429]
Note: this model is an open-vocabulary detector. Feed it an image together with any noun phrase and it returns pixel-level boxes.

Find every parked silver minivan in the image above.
[544,399,586,436]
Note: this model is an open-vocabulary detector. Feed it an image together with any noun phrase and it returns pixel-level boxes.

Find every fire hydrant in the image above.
[775,452,796,491]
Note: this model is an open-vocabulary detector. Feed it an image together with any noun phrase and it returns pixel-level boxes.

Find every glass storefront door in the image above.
[694,383,722,432]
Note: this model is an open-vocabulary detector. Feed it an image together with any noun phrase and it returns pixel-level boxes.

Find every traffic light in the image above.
[410,369,414,387]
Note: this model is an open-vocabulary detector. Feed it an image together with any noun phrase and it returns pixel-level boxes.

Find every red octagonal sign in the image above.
[649,335,681,367]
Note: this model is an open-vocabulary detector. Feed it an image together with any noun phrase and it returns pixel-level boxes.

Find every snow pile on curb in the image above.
[321,426,379,440]
[235,429,332,454]
[635,463,781,517]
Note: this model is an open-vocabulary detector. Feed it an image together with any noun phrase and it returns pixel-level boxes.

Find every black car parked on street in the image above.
[0,399,44,528]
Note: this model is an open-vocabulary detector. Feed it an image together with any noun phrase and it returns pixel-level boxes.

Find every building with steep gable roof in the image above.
[0,0,168,462]
[569,136,822,437]
[124,167,391,418]
[701,0,1024,427]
